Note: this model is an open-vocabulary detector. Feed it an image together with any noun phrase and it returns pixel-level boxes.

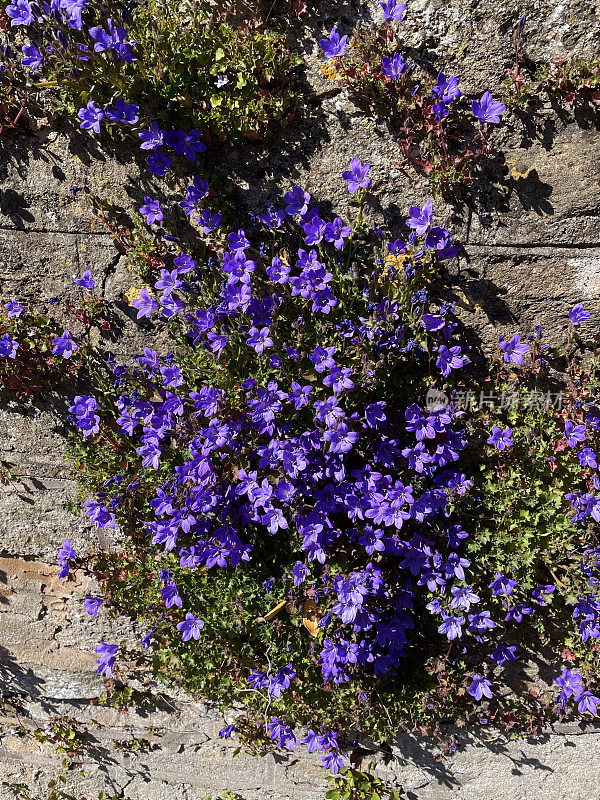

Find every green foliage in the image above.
[326,764,403,800]
[502,32,600,112]
[0,301,103,399]
[9,0,303,144]
[120,0,302,140]
[321,23,489,193]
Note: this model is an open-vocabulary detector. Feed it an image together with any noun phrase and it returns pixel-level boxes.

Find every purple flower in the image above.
[468,611,496,634]
[85,500,115,528]
[432,101,449,121]
[74,270,95,290]
[52,330,78,359]
[491,643,517,665]
[88,19,129,54]
[565,420,586,447]
[71,397,100,438]
[284,185,310,216]
[321,752,346,774]
[303,215,327,245]
[84,597,103,616]
[165,128,207,162]
[160,364,183,388]
[342,158,371,193]
[450,585,480,612]
[365,401,387,429]
[94,641,118,677]
[57,539,77,568]
[472,91,506,124]
[78,101,105,134]
[432,73,461,103]
[21,43,42,69]
[499,334,530,365]
[490,572,518,596]
[438,614,465,640]
[556,669,584,699]
[267,717,296,750]
[381,53,407,79]
[139,121,164,150]
[6,0,34,26]
[176,612,205,641]
[267,257,290,284]
[291,561,310,586]
[380,0,406,21]
[198,209,222,234]
[310,346,336,373]
[104,97,139,124]
[139,197,164,225]
[532,584,555,605]
[574,690,600,714]
[436,344,467,377]
[247,327,274,354]
[147,151,171,176]
[505,603,533,623]
[569,303,590,326]
[61,0,87,30]
[4,298,23,317]
[578,447,597,469]
[487,426,513,451]
[0,334,18,359]
[468,674,493,701]
[131,288,158,319]
[323,422,358,454]
[406,200,433,234]
[258,205,286,229]
[161,581,182,608]
[319,27,347,59]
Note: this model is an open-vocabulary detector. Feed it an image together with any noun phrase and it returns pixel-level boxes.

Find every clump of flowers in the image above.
[6,0,600,780]
[317,6,505,192]
[1,0,303,145]
[59,138,600,772]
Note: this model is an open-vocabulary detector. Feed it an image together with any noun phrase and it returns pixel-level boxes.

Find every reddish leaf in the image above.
[292,0,308,15]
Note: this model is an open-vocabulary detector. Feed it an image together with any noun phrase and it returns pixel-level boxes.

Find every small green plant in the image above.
[0,298,105,399]
[326,764,403,800]
[3,0,303,145]
[502,17,600,112]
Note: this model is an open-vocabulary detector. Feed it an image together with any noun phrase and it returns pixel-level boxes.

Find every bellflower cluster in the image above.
[67,163,494,756]
[248,664,296,698]
[94,641,118,677]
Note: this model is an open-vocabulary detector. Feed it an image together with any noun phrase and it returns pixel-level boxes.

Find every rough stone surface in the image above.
[1,0,600,797]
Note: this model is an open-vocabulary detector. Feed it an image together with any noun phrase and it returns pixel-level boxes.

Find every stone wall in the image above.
[1,0,600,797]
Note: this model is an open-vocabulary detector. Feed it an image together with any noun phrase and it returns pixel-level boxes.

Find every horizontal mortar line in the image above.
[0,224,112,236]
[0,474,76,483]
[466,241,600,250]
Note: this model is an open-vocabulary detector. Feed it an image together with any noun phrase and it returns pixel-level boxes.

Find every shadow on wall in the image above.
[0,643,49,705]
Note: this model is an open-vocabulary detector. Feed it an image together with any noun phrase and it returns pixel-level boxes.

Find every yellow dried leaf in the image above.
[263,600,286,621]
[302,599,320,637]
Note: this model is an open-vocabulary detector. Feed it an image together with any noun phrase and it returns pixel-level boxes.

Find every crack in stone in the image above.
[101,250,124,298]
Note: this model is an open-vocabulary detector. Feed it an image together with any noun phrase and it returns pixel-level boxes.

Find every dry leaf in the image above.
[262,600,286,621]
[302,598,320,636]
